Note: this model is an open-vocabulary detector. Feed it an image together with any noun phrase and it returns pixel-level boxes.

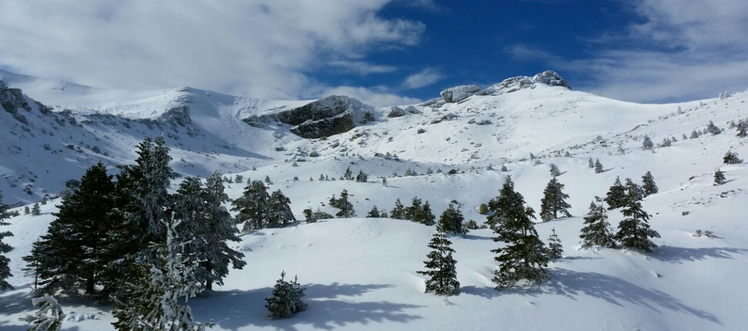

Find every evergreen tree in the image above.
[642,135,654,150]
[604,177,627,209]
[706,120,721,135]
[390,199,405,219]
[436,204,466,236]
[23,163,119,295]
[24,206,30,215]
[366,206,382,218]
[329,190,355,218]
[264,175,273,185]
[579,197,615,249]
[594,159,603,173]
[737,121,747,138]
[539,177,571,222]
[303,209,316,223]
[343,167,353,180]
[624,178,644,202]
[0,191,12,290]
[588,158,594,169]
[265,271,307,319]
[501,165,508,172]
[641,171,658,196]
[232,180,271,232]
[195,172,246,291]
[682,134,688,140]
[490,177,549,289]
[417,231,460,296]
[405,197,422,221]
[32,203,41,216]
[690,130,700,139]
[614,190,660,252]
[382,177,387,186]
[22,294,64,331]
[355,170,368,183]
[724,151,741,164]
[234,174,243,183]
[549,163,561,177]
[111,218,210,331]
[714,169,726,185]
[267,190,295,228]
[547,228,563,260]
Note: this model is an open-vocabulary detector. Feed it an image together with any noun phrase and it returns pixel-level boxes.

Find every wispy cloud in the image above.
[507,0,748,103]
[0,0,425,101]
[402,68,445,90]
[327,60,398,75]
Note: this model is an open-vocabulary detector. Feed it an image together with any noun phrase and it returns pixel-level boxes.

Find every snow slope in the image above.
[1,70,747,330]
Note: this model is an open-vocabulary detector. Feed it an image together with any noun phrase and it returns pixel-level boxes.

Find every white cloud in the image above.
[402,68,445,89]
[0,0,424,101]
[508,0,748,103]
[327,60,397,75]
[322,86,421,107]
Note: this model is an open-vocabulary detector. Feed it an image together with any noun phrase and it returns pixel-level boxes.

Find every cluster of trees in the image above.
[391,197,435,225]
[342,167,368,182]
[21,137,247,329]
[232,180,295,232]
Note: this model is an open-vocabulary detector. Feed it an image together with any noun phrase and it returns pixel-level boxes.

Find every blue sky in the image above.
[1,0,747,106]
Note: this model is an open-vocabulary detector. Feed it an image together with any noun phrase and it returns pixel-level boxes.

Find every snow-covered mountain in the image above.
[1,69,747,330]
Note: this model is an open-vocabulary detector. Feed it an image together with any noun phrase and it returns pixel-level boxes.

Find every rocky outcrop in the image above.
[440,85,481,103]
[247,95,371,138]
[161,105,192,126]
[387,105,421,118]
[479,70,571,96]
[532,70,570,89]
[291,111,356,139]
[0,80,31,114]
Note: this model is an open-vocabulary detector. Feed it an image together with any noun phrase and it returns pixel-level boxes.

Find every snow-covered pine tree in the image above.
[501,165,508,172]
[390,199,405,219]
[737,121,747,138]
[661,137,671,147]
[588,158,594,168]
[382,177,387,186]
[641,171,658,196]
[235,174,243,183]
[614,190,661,253]
[417,231,460,296]
[366,205,381,218]
[436,204,467,236]
[23,162,119,295]
[682,133,688,140]
[490,177,549,289]
[642,135,654,150]
[232,180,271,232]
[549,163,561,177]
[604,177,627,209]
[329,189,355,218]
[265,271,307,319]
[594,159,603,173]
[539,177,572,222]
[22,294,64,331]
[564,151,571,157]
[690,130,700,139]
[624,178,644,202]
[579,197,615,249]
[405,197,422,221]
[31,203,41,216]
[195,172,246,291]
[714,169,726,185]
[264,175,273,185]
[343,167,353,180]
[0,190,12,290]
[415,201,436,226]
[355,170,368,182]
[706,120,721,135]
[547,228,563,260]
[24,206,30,215]
[110,136,177,281]
[111,218,210,331]
[267,190,295,228]
[723,151,741,164]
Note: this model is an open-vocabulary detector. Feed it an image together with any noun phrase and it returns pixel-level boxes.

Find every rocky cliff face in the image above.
[248,95,374,139]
